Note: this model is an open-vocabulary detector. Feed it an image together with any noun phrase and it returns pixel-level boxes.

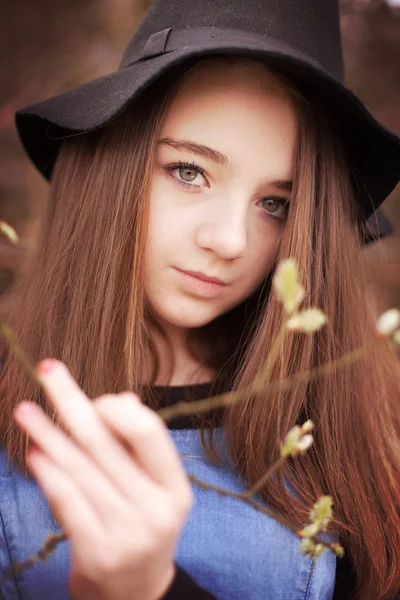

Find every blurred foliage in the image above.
[0,0,399,310]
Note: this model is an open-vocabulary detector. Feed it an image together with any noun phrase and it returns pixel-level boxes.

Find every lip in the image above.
[175,268,228,285]
[173,267,228,299]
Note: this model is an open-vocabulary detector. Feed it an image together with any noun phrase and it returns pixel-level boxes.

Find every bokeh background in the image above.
[0,0,399,312]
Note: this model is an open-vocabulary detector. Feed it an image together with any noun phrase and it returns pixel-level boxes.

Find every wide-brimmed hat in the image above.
[15,0,400,220]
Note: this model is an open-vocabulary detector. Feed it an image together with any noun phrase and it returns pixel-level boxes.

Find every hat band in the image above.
[141,28,173,60]
[119,26,333,78]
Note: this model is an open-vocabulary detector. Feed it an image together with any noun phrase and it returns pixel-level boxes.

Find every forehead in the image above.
[159,60,299,177]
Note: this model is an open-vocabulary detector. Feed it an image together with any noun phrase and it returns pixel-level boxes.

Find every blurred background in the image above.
[0,0,399,312]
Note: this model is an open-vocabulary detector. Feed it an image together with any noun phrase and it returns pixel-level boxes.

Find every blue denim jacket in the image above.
[0,428,336,599]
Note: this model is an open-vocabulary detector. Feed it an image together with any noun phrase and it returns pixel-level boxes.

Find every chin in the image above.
[163,312,216,329]
[156,301,221,330]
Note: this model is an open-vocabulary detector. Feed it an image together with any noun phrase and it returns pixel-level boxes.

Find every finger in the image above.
[26,446,102,541]
[14,401,151,523]
[95,393,190,496]
[36,360,159,501]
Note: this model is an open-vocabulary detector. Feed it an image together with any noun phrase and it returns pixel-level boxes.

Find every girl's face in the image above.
[145,59,298,333]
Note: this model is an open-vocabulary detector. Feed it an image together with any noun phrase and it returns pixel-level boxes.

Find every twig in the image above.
[0,309,41,387]
[188,474,335,554]
[255,320,287,388]
[157,341,374,422]
[241,456,285,499]
[0,531,67,586]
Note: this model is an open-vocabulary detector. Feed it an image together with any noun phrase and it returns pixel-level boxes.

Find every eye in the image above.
[258,196,290,220]
[164,161,207,189]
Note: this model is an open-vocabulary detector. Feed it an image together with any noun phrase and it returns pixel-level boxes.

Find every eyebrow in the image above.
[158,137,293,192]
[158,137,232,168]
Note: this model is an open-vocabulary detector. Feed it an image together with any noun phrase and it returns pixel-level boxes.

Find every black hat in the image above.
[364,208,393,245]
[15,0,400,220]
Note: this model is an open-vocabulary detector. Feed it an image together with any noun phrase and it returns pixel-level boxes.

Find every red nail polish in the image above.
[27,444,38,457]
[37,359,57,374]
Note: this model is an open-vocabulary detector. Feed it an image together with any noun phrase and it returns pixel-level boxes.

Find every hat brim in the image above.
[364,208,393,244]
[15,30,400,218]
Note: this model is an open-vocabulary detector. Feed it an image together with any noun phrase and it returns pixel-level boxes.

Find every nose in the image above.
[195,195,248,260]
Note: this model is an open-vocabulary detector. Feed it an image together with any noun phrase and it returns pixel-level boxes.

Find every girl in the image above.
[1,0,400,599]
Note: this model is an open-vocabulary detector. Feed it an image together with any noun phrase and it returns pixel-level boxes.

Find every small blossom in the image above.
[298,523,320,538]
[299,538,315,557]
[0,221,19,244]
[331,543,345,558]
[273,259,305,315]
[310,496,333,529]
[312,543,328,559]
[287,309,327,333]
[296,434,313,453]
[300,420,314,435]
[281,425,301,457]
[376,309,400,336]
[293,285,306,312]
[299,538,328,559]
[298,495,337,561]
[281,421,315,458]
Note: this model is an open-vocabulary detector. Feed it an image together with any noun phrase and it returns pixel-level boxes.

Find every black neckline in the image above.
[153,381,214,392]
[152,380,220,429]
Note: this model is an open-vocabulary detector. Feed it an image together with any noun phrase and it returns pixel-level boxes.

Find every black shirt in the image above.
[156,381,357,600]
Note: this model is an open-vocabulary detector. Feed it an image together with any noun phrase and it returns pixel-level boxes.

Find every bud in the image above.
[273,259,305,315]
[296,434,313,453]
[299,538,328,559]
[310,496,333,529]
[0,221,19,244]
[299,537,315,557]
[331,543,345,558]
[281,425,301,458]
[281,422,315,458]
[376,309,400,336]
[287,309,327,333]
[300,420,315,434]
[298,523,320,538]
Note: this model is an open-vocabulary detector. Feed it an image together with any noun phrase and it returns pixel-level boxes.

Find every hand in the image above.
[13,359,193,600]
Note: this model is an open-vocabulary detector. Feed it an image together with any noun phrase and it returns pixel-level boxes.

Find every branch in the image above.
[157,341,373,423]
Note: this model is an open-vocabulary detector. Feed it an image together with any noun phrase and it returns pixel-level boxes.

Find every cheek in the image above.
[241,225,282,286]
[146,195,183,265]
[149,205,180,239]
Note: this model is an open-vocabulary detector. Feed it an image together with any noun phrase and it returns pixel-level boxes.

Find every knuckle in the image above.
[132,412,165,440]
[174,495,193,523]
[154,494,192,534]
[118,391,142,403]
[170,480,194,517]
[181,486,194,514]
[96,391,141,409]
[93,393,119,409]
[151,508,177,537]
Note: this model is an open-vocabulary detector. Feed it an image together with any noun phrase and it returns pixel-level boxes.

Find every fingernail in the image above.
[37,359,58,375]
[27,444,39,457]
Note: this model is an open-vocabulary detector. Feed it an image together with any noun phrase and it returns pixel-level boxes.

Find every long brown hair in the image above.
[1,57,400,600]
